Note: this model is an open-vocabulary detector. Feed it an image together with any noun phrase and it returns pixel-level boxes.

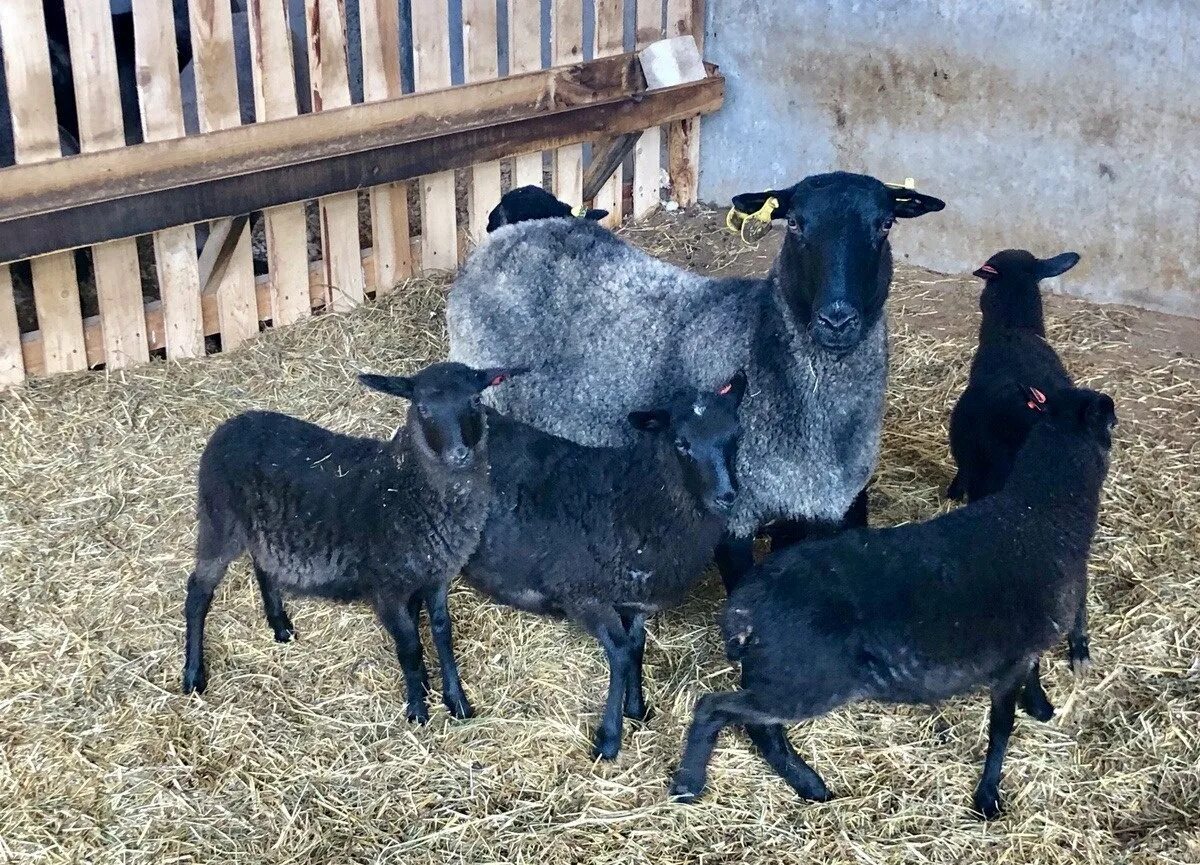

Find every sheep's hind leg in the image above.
[252,563,295,642]
[182,558,231,695]
[423,582,474,719]
[744,723,832,802]
[1067,598,1091,676]
[621,611,651,722]
[1018,657,1055,722]
[972,664,1026,820]
[574,604,633,760]
[374,589,432,724]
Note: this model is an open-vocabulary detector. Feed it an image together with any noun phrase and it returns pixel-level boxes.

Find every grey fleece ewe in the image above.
[448,173,945,570]
[181,361,521,723]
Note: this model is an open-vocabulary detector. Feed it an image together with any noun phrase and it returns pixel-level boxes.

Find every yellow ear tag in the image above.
[571,203,588,217]
[884,177,917,202]
[725,195,779,245]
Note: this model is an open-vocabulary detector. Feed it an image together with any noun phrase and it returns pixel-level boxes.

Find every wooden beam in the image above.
[583,132,642,203]
[196,213,250,295]
[0,55,723,265]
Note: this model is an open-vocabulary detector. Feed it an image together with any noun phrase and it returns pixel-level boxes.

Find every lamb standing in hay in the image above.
[448,172,945,587]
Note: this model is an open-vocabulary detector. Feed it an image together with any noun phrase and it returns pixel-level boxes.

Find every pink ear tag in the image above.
[717,382,733,396]
[490,374,507,386]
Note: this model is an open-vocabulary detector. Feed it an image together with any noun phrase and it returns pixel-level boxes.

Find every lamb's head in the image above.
[359,361,526,470]
[1037,386,1118,454]
[732,172,944,353]
[627,370,747,515]
[486,185,609,232]
[974,248,1080,332]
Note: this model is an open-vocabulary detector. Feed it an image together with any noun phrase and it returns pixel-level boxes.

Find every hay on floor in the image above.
[0,212,1197,865]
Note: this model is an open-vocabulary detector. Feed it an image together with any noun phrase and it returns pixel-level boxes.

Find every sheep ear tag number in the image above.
[1027,386,1047,412]
[725,196,779,246]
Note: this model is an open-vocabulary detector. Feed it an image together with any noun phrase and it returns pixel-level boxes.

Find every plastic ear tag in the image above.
[885,177,917,202]
[717,382,733,395]
[571,203,588,218]
[490,374,508,386]
[1026,386,1047,411]
[725,195,779,245]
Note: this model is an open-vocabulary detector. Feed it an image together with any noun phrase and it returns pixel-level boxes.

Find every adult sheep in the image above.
[447,172,945,586]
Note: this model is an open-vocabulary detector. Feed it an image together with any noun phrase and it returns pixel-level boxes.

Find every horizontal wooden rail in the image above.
[0,53,723,265]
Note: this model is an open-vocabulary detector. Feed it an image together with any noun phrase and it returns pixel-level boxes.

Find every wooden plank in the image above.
[306,0,365,311]
[666,0,703,207]
[132,0,204,359]
[507,0,544,189]
[0,57,724,262]
[583,132,640,201]
[360,0,412,294]
[592,0,625,227]
[412,0,457,271]
[550,0,584,209]
[633,0,664,218]
[64,0,149,369]
[187,0,259,349]
[0,265,25,385]
[463,0,502,247]
[0,0,87,374]
[247,0,312,326]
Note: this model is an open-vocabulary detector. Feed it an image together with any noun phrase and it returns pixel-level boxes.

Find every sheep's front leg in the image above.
[374,589,432,724]
[744,723,832,802]
[1067,594,1091,676]
[424,582,474,719]
[575,604,633,760]
[620,611,650,722]
[669,690,760,803]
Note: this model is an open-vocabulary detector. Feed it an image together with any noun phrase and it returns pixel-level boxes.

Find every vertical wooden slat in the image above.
[463,0,501,245]
[666,0,703,207]
[412,1,458,272]
[507,0,543,189]
[633,0,664,219]
[550,0,584,209]
[0,265,23,385]
[0,0,87,374]
[247,0,313,325]
[131,0,205,359]
[593,0,624,227]
[360,0,412,294]
[64,0,149,369]
[188,0,259,349]
[306,0,365,311]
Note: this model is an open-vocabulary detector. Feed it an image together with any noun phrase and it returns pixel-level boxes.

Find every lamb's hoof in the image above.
[1070,653,1092,678]
[273,627,296,643]
[406,702,431,725]
[1020,690,1056,723]
[800,782,835,803]
[668,775,704,804]
[182,667,208,695]
[972,785,1003,821]
[445,695,475,720]
[591,730,622,761]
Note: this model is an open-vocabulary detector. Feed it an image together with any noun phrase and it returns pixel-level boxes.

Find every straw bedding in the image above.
[1,212,1197,864]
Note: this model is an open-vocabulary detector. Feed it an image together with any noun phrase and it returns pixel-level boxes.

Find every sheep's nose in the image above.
[446,445,472,467]
[817,303,860,333]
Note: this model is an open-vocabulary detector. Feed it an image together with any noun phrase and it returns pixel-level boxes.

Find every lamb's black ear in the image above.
[359,373,415,400]
[584,208,609,222]
[1035,252,1080,279]
[627,409,671,432]
[730,188,792,219]
[891,188,945,218]
[477,366,530,390]
[717,369,748,406]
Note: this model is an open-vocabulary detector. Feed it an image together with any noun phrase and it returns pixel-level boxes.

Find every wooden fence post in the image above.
[463,0,502,246]
[508,0,544,190]
[633,0,665,219]
[593,0,625,227]
[666,0,703,207]
[412,1,458,271]
[550,0,584,209]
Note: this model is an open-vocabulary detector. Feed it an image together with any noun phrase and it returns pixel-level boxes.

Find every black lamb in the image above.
[947,247,1091,677]
[463,371,747,759]
[181,361,523,724]
[670,387,1116,820]
[485,185,608,232]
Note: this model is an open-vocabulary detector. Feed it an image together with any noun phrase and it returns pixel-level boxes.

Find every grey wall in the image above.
[699,1,1200,318]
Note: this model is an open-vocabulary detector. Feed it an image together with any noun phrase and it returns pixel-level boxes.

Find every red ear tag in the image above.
[979,264,999,276]
[1027,386,1047,411]
[490,374,508,386]
[717,382,733,396]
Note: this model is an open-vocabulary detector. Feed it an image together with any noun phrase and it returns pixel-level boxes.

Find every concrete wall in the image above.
[698,1,1200,317]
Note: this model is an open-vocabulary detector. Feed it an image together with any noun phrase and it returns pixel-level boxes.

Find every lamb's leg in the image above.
[182,558,230,695]
[715,533,755,593]
[423,582,474,720]
[374,589,432,724]
[972,666,1025,820]
[1068,597,1091,676]
[252,563,295,643]
[1018,657,1055,722]
[575,604,632,760]
[669,690,760,803]
[744,724,832,802]
[620,611,650,722]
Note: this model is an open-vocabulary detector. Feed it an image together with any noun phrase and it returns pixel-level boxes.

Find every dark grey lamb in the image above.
[448,172,945,588]
[463,371,747,759]
[670,387,1116,820]
[181,361,522,724]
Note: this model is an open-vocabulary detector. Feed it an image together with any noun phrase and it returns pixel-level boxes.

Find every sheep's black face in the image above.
[732,172,945,353]
[628,371,747,515]
[1041,387,1118,452]
[359,362,527,470]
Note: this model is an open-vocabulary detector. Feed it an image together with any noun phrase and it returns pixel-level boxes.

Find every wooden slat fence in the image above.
[0,0,707,384]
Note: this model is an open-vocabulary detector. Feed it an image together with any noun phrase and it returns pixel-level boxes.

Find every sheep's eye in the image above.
[880,217,895,234]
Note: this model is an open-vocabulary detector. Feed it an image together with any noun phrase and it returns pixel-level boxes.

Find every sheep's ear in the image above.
[584,208,609,222]
[890,188,945,218]
[730,188,791,219]
[627,409,671,432]
[359,373,415,401]
[477,366,529,389]
[1034,252,1080,279]
[717,370,748,406]
[1082,391,1117,436]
